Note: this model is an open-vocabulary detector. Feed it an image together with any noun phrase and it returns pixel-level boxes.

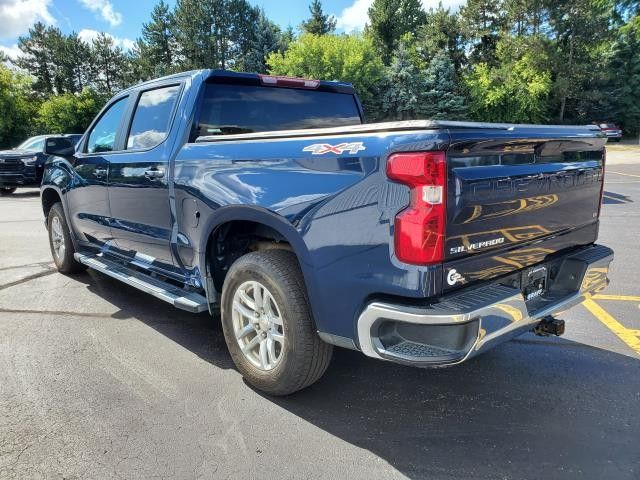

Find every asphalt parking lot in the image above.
[1,164,639,480]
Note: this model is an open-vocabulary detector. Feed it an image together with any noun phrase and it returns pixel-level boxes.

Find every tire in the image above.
[0,187,16,196]
[221,249,332,395]
[47,202,87,274]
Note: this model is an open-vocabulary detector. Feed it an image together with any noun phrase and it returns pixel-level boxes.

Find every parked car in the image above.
[0,134,82,195]
[597,122,623,141]
[40,70,613,395]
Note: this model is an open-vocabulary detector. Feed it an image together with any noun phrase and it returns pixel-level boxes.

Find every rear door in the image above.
[443,131,606,291]
[107,83,182,269]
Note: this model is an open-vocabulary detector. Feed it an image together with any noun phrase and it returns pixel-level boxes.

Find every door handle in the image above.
[144,167,165,180]
[94,168,107,178]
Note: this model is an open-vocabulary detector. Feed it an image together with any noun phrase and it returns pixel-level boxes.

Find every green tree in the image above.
[546,0,615,121]
[238,10,284,73]
[368,0,427,64]
[36,89,103,134]
[89,33,130,96]
[134,0,176,78]
[459,0,506,65]
[609,15,640,134]
[418,4,465,73]
[16,24,93,95]
[422,50,466,119]
[0,65,38,148]
[465,36,551,123]
[16,22,57,95]
[381,42,426,120]
[300,0,336,35]
[172,0,259,70]
[267,34,385,120]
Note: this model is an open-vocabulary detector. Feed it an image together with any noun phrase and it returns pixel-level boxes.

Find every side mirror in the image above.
[45,137,75,156]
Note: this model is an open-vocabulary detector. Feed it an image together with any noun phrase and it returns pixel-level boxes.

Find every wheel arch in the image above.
[41,186,63,220]
[199,205,317,308]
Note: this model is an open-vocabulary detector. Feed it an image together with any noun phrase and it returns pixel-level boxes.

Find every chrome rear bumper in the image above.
[356,245,614,366]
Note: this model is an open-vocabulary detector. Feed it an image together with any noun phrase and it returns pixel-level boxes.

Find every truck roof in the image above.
[124,69,357,95]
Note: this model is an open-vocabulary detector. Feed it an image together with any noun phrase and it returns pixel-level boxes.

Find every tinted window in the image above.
[127,85,181,150]
[86,97,128,154]
[195,83,361,138]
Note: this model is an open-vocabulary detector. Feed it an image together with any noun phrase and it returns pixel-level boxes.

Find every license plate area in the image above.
[522,266,547,302]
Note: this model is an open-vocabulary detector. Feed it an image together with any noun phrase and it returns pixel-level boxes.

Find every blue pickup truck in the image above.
[41,70,613,394]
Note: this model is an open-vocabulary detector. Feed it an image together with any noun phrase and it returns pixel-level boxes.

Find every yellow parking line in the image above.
[608,171,640,179]
[582,298,640,355]
[592,294,640,302]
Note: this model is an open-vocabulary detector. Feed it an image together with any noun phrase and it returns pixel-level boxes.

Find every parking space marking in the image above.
[582,297,640,356]
[593,294,640,302]
[608,170,640,179]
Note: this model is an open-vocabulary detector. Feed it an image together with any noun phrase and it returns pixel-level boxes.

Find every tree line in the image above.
[1,0,639,148]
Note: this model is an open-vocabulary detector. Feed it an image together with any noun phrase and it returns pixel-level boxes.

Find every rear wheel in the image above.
[0,187,16,196]
[221,249,332,395]
[47,202,87,274]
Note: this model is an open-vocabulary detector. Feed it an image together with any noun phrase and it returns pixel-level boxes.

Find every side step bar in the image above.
[74,253,208,313]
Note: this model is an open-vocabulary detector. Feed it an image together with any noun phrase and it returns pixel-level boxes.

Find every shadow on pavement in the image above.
[1,189,40,199]
[75,270,639,480]
[603,190,633,204]
[266,341,639,479]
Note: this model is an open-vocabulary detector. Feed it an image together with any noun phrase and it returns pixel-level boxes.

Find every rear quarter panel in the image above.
[173,130,449,340]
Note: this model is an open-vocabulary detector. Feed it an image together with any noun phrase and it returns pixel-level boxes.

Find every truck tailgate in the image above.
[443,133,606,291]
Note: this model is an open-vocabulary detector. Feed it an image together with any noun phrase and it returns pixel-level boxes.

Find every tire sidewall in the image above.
[221,252,309,390]
[47,203,76,272]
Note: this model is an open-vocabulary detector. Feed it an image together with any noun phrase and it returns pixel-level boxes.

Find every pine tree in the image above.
[136,0,176,77]
[173,0,259,70]
[368,0,427,64]
[238,10,283,73]
[381,42,426,120]
[89,33,129,96]
[419,5,465,73]
[16,23,56,96]
[300,0,336,36]
[421,50,466,120]
[460,0,506,65]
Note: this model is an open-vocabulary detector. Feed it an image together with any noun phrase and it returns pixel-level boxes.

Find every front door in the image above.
[65,95,129,246]
[107,84,182,269]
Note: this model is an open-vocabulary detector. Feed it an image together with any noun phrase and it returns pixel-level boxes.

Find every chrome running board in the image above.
[74,253,208,313]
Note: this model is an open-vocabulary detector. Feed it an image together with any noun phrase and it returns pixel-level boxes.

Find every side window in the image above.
[127,85,181,150]
[86,97,128,154]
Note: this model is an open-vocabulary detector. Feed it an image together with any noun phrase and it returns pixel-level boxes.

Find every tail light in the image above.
[386,151,447,265]
[598,147,606,217]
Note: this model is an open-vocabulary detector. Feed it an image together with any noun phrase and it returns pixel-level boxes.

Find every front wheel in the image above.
[47,203,87,274]
[0,187,16,196]
[221,249,332,395]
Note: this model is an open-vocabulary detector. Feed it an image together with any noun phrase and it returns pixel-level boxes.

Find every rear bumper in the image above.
[356,244,613,366]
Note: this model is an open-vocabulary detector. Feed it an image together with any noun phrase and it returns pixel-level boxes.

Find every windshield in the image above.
[195,83,361,139]
[17,136,46,151]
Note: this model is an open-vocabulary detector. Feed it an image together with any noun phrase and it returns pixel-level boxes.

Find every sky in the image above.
[0,0,466,60]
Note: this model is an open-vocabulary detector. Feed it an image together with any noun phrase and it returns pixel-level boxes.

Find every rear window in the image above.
[194,83,361,138]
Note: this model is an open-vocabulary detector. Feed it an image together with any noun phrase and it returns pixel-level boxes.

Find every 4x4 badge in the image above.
[303,142,365,155]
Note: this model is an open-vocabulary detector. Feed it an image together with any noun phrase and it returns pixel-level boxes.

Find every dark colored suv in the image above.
[0,134,82,195]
